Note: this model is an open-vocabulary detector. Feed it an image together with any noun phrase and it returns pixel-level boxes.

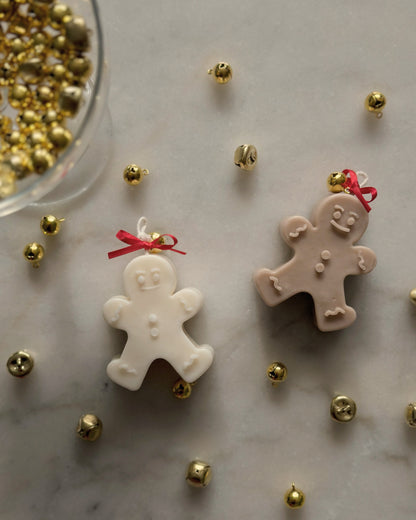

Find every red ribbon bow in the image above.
[108,230,186,259]
[342,169,377,212]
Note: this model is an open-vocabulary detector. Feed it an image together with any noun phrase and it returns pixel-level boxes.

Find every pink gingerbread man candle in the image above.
[254,170,377,332]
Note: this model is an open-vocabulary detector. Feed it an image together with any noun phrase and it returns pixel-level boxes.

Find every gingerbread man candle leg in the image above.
[107,338,154,391]
[312,291,356,332]
[254,262,301,307]
[165,339,214,383]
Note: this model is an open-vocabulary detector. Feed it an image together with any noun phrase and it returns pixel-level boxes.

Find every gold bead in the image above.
[3,150,32,178]
[35,85,54,107]
[409,288,416,305]
[51,34,68,57]
[48,125,72,150]
[64,16,90,51]
[31,148,54,174]
[41,108,63,127]
[0,0,14,21]
[186,460,212,488]
[123,164,149,186]
[234,144,257,171]
[0,61,17,86]
[27,129,47,148]
[0,164,16,198]
[17,109,39,129]
[327,171,346,193]
[4,130,26,148]
[67,56,92,83]
[9,37,27,57]
[9,83,31,108]
[47,63,67,84]
[149,231,166,254]
[23,242,44,268]
[7,350,34,377]
[406,403,416,428]
[284,483,305,509]
[0,114,12,133]
[330,395,357,423]
[266,361,287,386]
[208,62,232,84]
[18,57,45,84]
[172,378,193,399]
[30,30,51,55]
[40,215,65,235]
[58,85,82,116]
[49,3,72,30]
[76,414,103,442]
[365,91,386,117]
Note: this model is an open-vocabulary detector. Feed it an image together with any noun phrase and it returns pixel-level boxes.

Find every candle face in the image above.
[103,254,214,391]
[253,193,376,332]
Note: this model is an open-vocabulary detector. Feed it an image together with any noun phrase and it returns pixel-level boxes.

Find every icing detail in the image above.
[330,219,351,233]
[119,363,138,375]
[289,224,308,238]
[180,299,194,313]
[324,307,346,317]
[269,275,282,292]
[358,251,367,271]
[150,327,159,338]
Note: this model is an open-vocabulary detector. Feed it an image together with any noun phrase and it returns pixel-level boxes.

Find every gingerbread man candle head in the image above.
[254,171,377,332]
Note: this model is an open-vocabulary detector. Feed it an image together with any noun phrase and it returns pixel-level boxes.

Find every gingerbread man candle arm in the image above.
[103,296,131,328]
[347,246,377,276]
[173,288,203,320]
[279,216,312,244]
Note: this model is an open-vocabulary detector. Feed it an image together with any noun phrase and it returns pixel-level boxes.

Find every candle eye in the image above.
[152,272,160,283]
[137,274,145,285]
[333,210,342,220]
[347,216,355,226]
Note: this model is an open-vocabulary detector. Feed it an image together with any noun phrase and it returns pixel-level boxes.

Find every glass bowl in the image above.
[0,0,109,217]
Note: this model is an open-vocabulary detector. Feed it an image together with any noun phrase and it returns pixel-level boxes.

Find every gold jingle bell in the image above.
[327,171,346,193]
[7,350,34,377]
[365,91,386,118]
[123,164,149,186]
[149,232,166,254]
[208,62,232,84]
[40,215,65,235]
[266,361,287,386]
[330,395,357,423]
[409,288,416,306]
[23,242,44,267]
[405,403,416,428]
[284,483,305,509]
[172,378,193,399]
[76,413,102,441]
[186,460,212,488]
[234,144,257,171]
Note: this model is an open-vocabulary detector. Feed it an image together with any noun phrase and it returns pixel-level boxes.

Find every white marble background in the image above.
[2,0,416,518]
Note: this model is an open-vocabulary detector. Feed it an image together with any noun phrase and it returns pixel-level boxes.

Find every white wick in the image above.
[356,170,369,188]
[137,216,152,245]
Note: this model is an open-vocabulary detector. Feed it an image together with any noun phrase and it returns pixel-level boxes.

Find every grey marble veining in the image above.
[2,0,416,518]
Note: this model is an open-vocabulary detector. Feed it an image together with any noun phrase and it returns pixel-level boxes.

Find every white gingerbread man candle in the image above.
[104,217,214,391]
[254,170,377,332]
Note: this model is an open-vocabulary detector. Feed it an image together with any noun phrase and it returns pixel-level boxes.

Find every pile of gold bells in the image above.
[0,0,92,198]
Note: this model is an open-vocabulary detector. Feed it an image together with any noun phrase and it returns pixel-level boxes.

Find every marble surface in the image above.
[2,0,416,518]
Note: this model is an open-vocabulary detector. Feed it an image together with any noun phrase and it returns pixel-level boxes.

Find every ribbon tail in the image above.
[108,244,143,259]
